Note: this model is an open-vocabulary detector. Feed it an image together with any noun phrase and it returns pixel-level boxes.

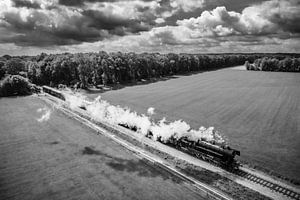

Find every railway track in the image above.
[174,144,300,199]
[40,91,300,200]
[40,94,232,200]
[234,170,300,200]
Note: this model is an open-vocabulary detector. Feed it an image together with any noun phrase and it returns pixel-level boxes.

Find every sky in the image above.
[0,0,299,56]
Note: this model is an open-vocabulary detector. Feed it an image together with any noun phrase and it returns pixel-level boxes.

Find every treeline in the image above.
[245,57,300,72]
[0,52,299,89]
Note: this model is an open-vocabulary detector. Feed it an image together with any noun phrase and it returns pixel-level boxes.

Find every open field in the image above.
[86,68,300,182]
[0,96,205,200]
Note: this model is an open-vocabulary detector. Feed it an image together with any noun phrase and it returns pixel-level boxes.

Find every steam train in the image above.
[165,136,240,170]
[42,85,241,170]
[119,123,240,170]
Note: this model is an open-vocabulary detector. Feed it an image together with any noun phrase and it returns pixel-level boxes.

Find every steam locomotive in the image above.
[119,123,241,170]
[165,136,240,170]
[42,85,240,170]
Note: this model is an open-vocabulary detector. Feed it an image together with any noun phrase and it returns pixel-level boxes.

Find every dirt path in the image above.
[0,96,205,200]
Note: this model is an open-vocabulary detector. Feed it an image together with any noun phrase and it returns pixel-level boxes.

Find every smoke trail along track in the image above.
[40,93,233,200]
[234,170,300,200]
[41,86,300,200]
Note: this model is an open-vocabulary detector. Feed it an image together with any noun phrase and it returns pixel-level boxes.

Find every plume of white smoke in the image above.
[63,89,89,109]
[37,107,52,122]
[189,127,225,143]
[147,107,155,115]
[86,97,152,136]
[150,118,190,142]
[63,91,225,144]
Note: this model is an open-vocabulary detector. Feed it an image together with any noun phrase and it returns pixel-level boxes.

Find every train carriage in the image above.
[42,86,66,101]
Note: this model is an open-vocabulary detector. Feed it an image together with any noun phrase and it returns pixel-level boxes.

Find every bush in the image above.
[246,57,300,72]
[0,75,33,97]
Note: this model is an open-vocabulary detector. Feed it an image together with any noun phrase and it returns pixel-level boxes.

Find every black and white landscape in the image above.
[0,0,299,200]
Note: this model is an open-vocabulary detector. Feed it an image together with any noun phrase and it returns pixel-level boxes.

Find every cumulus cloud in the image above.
[176,4,288,37]
[0,0,299,54]
[93,0,299,52]
[169,0,205,12]
[155,17,165,24]
[12,0,41,9]
[261,0,300,33]
[193,0,298,36]
[0,0,157,46]
[111,0,299,52]
[58,0,128,7]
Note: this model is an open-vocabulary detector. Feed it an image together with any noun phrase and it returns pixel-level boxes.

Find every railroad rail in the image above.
[40,87,300,200]
[40,93,232,200]
[234,170,300,200]
[178,144,300,200]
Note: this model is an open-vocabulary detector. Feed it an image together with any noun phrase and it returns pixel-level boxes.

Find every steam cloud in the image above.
[62,90,225,144]
[147,107,155,115]
[37,106,52,122]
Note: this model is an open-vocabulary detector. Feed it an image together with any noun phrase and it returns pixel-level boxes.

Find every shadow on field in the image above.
[82,146,182,183]
[82,76,179,95]
[82,67,227,96]
[82,146,115,158]
[46,141,60,145]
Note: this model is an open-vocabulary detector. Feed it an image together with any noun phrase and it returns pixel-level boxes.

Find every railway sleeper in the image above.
[278,187,284,192]
[252,177,259,182]
[257,179,264,185]
[263,181,269,186]
[289,192,295,198]
[293,193,300,199]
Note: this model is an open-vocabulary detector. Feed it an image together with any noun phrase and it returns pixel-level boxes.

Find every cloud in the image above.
[12,0,41,9]
[0,0,299,54]
[173,0,299,39]
[260,0,300,33]
[155,17,165,24]
[0,6,104,46]
[81,9,150,34]
[0,0,157,46]
[58,0,87,7]
[121,0,299,51]
[177,6,275,37]
[58,0,122,7]
[169,0,205,12]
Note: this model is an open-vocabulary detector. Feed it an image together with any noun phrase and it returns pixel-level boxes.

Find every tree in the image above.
[0,61,5,79]
[246,57,300,72]
[0,75,32,96]
[26,61,39,83]
[75,55,93,89]
[4,58,25,75]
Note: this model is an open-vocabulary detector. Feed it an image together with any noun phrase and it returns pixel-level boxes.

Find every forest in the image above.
[0,52,299,94]
[245,57,300,72]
